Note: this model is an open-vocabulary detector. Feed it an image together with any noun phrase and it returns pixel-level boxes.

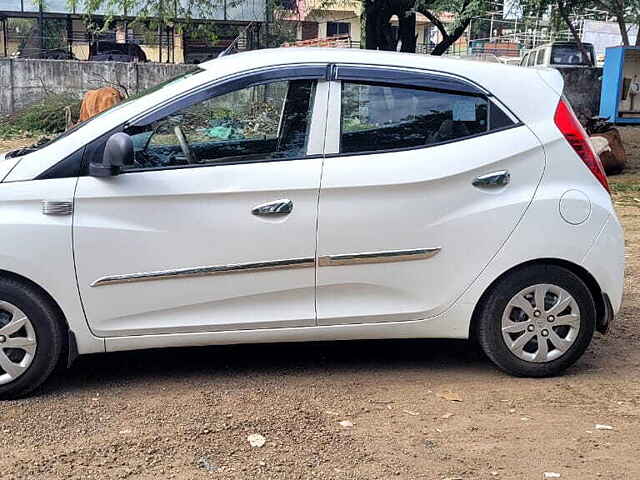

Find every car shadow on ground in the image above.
[36,338,502,397]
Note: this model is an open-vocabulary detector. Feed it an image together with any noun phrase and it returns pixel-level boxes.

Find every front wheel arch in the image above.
[0,269,71,364]
[469,258,605,341]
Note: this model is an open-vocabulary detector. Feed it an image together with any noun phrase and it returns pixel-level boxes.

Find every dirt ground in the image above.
[1,131,640,480]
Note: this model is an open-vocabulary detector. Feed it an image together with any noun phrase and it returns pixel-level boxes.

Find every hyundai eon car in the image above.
[0,48,624,398]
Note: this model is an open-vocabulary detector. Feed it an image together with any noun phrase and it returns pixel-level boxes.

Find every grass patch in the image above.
[0,93,81,139]
[610,182,640,193]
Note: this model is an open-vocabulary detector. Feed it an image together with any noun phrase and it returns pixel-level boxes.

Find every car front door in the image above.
[74,67,329,337]
[316,65,546,327]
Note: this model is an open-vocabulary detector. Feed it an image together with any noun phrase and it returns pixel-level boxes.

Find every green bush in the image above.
[0,93,81,138]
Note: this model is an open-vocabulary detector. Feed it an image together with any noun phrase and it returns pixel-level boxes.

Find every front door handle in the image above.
[472,170,510,188]
[252,199,293,216]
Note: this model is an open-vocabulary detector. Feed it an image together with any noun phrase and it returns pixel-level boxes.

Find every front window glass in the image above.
[9,68,204,157]
[340,82,488,154]
[125,79,316,169]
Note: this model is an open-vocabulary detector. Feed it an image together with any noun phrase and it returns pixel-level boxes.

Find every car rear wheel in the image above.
[476,265,596,377]
[0,278,64,399]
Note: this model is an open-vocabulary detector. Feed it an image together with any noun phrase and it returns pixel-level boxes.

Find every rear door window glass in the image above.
[340,82,489,154]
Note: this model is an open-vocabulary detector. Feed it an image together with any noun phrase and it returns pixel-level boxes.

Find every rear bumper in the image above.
[581,213,625,322]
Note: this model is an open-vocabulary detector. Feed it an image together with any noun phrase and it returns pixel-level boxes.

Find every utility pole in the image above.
[489,13,494,42]
[2,18,8,58]
[38,2,44,58]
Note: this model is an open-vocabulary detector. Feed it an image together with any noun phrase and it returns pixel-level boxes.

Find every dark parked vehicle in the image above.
[12,48,77,60]
[89,41,147,63]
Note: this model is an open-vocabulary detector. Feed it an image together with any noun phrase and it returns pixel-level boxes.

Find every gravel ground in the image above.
[0,131,640,479]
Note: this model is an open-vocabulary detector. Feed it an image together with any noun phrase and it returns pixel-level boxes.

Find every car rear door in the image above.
[73,66,330,337]
[315,65,546,326]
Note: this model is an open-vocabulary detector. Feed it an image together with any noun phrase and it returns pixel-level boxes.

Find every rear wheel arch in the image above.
[469,258,605,340]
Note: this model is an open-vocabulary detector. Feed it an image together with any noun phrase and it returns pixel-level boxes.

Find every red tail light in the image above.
[554,99,610,193]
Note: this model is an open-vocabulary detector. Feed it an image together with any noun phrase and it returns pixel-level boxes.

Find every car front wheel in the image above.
[0,278,64,399]
[476,265,596,377]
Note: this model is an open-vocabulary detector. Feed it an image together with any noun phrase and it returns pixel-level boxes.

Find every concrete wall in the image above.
[556,66,603,123]
[0,58,194,114]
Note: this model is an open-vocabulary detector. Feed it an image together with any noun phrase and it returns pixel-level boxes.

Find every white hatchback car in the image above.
[0,48,624,398]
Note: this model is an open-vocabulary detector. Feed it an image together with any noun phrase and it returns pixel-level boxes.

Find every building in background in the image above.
[582,20,638,58]
[0,0,266,62]
[282,0,465,54]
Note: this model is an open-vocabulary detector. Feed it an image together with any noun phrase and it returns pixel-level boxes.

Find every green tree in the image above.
[519,0,595,65]
[360,0,492,55]
[521,0,640,53]
[415,0,487,54]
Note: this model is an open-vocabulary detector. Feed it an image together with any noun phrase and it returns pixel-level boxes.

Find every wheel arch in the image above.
[0,268,75,365]
[469,258,606,340]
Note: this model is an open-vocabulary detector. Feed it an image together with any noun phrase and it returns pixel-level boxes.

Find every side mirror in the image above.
[90,132,134,177]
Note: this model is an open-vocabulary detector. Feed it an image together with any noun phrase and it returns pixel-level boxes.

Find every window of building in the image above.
[326,22,351,37]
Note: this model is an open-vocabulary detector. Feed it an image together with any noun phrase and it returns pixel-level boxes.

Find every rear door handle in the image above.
[252,199,293,216]
[472,170,510,188]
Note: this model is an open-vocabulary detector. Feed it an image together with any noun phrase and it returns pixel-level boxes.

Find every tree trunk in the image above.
[636,23,640,45]
[430,36,454,55]
[430,19,470,56]
[398,10,416,52]
[362,0,395,50]
[557,0,594,66]
[378,6,396,50]
[616,13,630,45]
[363,0,378,50]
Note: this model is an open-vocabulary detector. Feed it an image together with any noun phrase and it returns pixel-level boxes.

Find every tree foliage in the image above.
[359,0,491,54]
[415,0,489,54]
[520,0,640,54]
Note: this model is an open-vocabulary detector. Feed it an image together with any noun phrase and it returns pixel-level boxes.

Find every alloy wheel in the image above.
[501,284,581,363]
[0,301,37,385]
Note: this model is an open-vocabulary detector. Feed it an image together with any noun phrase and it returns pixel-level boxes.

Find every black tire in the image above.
[0,277,64,400]
[476,265,596,377]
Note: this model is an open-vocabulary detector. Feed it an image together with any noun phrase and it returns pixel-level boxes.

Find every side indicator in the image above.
[42,201,73,216]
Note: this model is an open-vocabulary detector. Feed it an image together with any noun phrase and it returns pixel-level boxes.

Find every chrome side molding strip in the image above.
[91,248,441,287]
[318,247,441,266]
[91,257,315,287]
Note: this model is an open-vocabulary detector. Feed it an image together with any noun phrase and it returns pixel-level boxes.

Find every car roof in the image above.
[198,47,528,85]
